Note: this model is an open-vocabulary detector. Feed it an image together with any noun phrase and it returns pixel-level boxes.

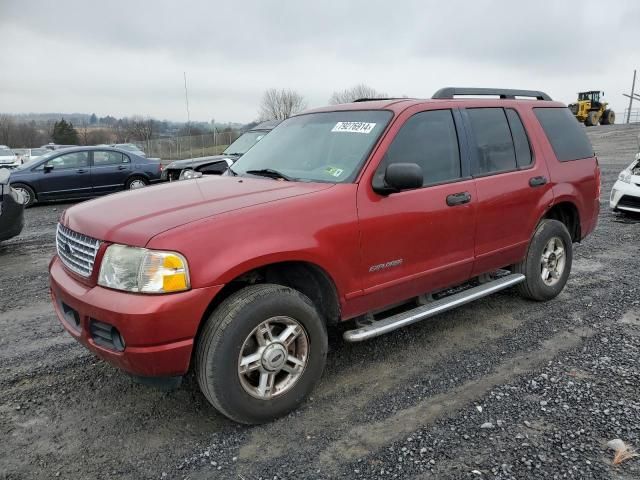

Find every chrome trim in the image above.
[56,223,100,277]
[343,274,526,342]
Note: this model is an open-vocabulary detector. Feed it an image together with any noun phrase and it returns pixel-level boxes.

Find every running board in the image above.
[343,273,525,342]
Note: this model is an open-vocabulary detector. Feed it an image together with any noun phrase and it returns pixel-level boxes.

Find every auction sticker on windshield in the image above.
[331,122,376,134]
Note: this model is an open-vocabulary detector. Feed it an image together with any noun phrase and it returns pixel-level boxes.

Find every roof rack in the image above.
[432,87,552,101]
[353,97,407,102]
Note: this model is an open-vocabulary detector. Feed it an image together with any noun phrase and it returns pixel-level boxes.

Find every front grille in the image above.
[56,223,100,277]
[619,195,640,210]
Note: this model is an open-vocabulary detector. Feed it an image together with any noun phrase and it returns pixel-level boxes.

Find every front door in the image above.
[91,150,131,193]
[38,151,91,200]
[354,108,477,314]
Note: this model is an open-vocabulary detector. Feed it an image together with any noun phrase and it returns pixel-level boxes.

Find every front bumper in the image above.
[49,256,223,377]
[610,179,640,212]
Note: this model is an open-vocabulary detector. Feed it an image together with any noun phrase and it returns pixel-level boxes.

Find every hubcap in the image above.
[540,237,566,286]
[238,316,309,400]
[129,180,146,189]
[14,187,30,204]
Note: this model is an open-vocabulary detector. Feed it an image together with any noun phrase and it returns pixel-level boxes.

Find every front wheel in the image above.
[195,284,327,424]
[11,183,36,208]
[512,219,573,301]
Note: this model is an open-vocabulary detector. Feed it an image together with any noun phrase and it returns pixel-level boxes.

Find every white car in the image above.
[610,146,640,214]
[0,148,20,169]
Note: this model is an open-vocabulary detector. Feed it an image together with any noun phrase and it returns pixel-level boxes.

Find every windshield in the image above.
[30,148,48,156]
[19,150,56,168]
[231,110,392,183]
[223,131,267,155]
[0,149,15,157]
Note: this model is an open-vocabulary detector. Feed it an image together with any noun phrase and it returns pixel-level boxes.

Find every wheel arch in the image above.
[9,180,38,200]
[193,260,342,354]
[543,201,581,242]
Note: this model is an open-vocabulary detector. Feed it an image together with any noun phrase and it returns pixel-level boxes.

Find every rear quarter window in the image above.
[534,107,594,161]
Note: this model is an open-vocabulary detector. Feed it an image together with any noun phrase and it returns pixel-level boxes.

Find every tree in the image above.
[259,88,306,121]
[89,113,97,125]
[328,84,388,104]
[52,118,79,145]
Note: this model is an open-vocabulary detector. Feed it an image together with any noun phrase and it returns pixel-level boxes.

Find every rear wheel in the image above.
[11,183,35,208]
[585,111,599,126]
[125,176,148,190]
[512,219,573,301]
[195,284,328,424]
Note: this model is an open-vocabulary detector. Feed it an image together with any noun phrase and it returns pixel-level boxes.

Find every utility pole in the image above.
[183,72,192,159]
[625,69,637,124]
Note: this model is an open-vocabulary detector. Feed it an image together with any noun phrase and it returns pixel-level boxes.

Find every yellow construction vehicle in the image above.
[568,91,615,126]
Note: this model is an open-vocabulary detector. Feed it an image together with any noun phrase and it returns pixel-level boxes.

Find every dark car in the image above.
[9,146,162,207]
[0,169,25,241]
[162,120,279,181]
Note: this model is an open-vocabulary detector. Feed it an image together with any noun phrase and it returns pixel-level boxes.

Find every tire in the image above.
[125,176,149,190]
[512,219,573,301]
[601,109,615,125]
[585,111,599,126]
[195,284,328,424]
[11,183,36,208]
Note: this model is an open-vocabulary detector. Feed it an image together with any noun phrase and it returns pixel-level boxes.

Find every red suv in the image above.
[50,88,600,423]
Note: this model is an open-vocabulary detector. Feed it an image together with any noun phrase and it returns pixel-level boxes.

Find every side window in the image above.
[46,151,89,170]
[505,109,532,167]
[467,108,516,174]
[534,107,594,161]
[94,151,125,166]
[376,109,461,186]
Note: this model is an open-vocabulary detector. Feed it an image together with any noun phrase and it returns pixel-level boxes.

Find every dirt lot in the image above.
[1,125,640,480]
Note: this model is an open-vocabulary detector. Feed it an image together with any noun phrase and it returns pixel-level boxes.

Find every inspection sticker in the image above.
[331,122,376,134]
[326,167,344,177]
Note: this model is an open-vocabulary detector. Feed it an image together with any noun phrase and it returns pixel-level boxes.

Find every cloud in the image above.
[0,0,637,122]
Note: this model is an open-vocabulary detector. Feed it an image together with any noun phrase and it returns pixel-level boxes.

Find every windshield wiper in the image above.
[227,166,238,176]
[245,168,294,181]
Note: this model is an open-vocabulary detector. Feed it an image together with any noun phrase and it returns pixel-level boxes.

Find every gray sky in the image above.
[1,0,638,123]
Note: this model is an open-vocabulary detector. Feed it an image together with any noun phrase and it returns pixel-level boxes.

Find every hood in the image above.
[166,154,238,169]
[62,176,334,246]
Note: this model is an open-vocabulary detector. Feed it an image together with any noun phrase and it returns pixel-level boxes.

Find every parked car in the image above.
[162,120,279,181]
[0,147,20,169]
[0,169,25,241]
[610,134,640,214]
[9,146,162,207]
[41,143,77,151]
[110,143,147,157]
[49,88,599,424]
[12,147,50,165]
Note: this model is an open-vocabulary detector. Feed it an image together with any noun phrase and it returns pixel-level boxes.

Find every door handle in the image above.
[529,176,548,187]
[76,169,88,174]
[117,165,127,170]
[446,192,471,206]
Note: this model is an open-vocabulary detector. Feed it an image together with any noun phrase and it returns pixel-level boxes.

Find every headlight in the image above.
[618,171,632,183]
[98,244,190,293]
[179,169,203,180]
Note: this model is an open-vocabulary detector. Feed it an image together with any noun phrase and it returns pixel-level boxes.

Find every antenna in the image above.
[184,72,193,160]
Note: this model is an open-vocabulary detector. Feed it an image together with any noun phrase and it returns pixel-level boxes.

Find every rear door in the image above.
[355,107,477,312]
[38,151,91,200]
[90,150,131,193]
[461,106,553,275]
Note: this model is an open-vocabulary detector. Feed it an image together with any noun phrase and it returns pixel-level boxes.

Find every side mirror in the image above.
[43,165,54,173]
[373,163,423,195]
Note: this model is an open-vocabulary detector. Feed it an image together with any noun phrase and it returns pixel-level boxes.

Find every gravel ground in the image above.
[1,124,640,480]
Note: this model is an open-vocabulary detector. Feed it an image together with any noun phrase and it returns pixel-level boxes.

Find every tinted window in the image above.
[505,109,532,167]
[467,108,517,174]
[376,109,461,186]
[47,151,89,169]
[94,151,125,166]
[534,107,594,161]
